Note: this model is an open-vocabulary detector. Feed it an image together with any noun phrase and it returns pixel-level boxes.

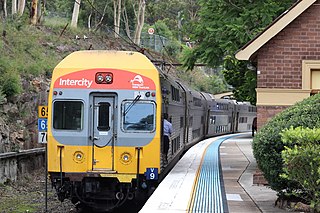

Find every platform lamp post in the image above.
[38,106,48,212]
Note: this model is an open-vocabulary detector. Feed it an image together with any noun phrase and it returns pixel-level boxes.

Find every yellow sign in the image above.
[38,106,48,118]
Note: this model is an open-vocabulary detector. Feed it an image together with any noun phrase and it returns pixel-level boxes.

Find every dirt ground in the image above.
[0,167,75,213]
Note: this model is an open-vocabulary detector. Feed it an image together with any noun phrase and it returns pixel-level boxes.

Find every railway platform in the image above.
[139,133,285,213]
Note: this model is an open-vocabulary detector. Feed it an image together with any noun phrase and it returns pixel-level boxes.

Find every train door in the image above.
[91,95,115,171]
[235,112,239,132]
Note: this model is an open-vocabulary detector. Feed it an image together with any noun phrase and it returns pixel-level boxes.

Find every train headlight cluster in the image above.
[95,72,113,84]
[73,151,85,163]
[120,152,132,165]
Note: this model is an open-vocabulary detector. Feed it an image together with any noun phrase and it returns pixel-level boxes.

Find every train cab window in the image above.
[122,101,155,132]
[53,101,83,130]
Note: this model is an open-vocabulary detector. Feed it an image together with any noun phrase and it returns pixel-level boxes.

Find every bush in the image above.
[0,88,5,105]
[281,126,320,209]
[253,93,320,193]
[0,71,22,98]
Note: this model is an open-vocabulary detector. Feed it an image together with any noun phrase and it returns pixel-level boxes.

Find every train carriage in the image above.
[180,84,207,147]
[47,50,257,211]
[160,76,186,165]
[207,98,234,136]
[236,102,257,132]
[48,51,164,211]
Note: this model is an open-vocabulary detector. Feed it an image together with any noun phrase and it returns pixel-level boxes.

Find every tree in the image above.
[17,0,25,16]
[113,0,121,38]
[183,0,296,104]
[30,0,38,25]
[132,0,145,45]
[12,0,17,15]
[71,0,81,28]
[0,0,7,18]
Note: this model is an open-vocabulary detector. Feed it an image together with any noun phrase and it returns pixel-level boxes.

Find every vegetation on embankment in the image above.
[0,17,138,152]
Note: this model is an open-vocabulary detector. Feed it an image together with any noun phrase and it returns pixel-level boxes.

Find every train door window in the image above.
[97,102,110,131]
[189,116,193,126]
[180,117,184,128]
[122,101,155,132]
[53,101,83,130]
[210,116,216,125]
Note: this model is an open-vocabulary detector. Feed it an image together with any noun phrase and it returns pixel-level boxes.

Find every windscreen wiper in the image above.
[123,95,141,116]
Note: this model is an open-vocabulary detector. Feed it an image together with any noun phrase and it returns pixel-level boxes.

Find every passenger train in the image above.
[47,50,256,211]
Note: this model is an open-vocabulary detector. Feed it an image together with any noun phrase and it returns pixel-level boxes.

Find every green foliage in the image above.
[0,88,6,105]
[0,23,60,78]
[253,94,320,193]
[183,0,295,103]
[177,67,228,94]
[163,40,181,58]
[223,56,256,104]
[151,20,174,39]
[281,126,320,209]
[146,0,196,39]
[0,71,22,98]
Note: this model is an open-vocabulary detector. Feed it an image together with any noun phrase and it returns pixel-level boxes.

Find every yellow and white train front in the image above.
[47,51,162,210]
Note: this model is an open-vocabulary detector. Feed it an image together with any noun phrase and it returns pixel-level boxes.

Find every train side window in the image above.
[53,101,83,130]
[171,85,180,102]
[239,117,248,123]
[122,101,155,132]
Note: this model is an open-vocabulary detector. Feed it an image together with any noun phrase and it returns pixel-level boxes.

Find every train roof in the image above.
[200,92,215,101]
[54,50,156,72]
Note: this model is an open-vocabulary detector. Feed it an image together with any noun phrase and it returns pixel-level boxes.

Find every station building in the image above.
[236,0,320,129]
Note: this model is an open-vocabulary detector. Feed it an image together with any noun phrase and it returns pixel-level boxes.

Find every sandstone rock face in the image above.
[0,117,10,153]
[0,75,50,153]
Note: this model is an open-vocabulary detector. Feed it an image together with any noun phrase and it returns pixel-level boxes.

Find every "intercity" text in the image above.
[59,78,93,88]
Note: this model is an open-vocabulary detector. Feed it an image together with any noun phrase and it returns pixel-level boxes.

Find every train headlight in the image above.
[96,74,104,83]
[105,74,113,84]
[120,152,132,165]
[73,151,85,163]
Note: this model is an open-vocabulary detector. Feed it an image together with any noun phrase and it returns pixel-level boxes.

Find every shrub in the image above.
[0,71,22,98]
[0,88,5,105]
[281,126,320,209]
[253,93,320,193]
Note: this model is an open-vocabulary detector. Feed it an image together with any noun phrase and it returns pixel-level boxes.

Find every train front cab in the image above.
[47,51,163,211]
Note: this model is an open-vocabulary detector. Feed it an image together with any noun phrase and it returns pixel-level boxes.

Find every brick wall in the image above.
[257,2,320,89]
[255,1,320,127]
[257,105,288,129]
